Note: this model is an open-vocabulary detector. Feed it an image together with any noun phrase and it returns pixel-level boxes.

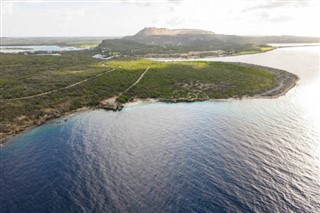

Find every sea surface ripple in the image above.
[1,46,319,212]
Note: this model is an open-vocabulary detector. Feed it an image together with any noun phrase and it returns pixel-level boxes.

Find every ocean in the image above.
[1,46,319,212]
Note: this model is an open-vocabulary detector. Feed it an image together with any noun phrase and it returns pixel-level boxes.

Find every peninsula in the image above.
[0,27,308,143]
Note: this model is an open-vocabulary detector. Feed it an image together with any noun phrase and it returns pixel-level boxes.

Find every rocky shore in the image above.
[99,97,124,111]
[232,63,299,98]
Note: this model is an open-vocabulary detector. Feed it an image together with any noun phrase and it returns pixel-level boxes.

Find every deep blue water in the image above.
[1,46,319,212]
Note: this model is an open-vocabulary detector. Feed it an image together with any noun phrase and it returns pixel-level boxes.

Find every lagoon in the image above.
[0,45,84,53]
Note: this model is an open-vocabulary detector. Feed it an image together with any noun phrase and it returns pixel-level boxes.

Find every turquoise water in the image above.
[1,46,319,212]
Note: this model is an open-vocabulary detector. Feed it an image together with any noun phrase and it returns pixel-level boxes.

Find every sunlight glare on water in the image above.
[1,46,319,213]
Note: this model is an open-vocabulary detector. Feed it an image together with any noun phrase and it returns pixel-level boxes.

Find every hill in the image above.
[124,27,221,46]
[98,27,318,58]
[134,27,214,36]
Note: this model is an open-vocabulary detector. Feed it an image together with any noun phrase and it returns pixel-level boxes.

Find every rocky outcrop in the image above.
[99,101,123,111]
[99,97,123,111]
[35,110,61,125]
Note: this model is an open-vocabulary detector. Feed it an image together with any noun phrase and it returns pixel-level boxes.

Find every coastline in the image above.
[0,106,95,145]
[0,63,298,145]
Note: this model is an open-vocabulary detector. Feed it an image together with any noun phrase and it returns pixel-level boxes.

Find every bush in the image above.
[116,95,129,104]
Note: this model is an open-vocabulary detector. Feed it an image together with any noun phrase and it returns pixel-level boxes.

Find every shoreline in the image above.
[0,106,95,145]
[0,63,298,145]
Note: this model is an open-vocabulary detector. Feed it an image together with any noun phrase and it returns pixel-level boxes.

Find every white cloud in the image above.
[1,0,319,37]
[2,0,44,15]
[2,2,15,15]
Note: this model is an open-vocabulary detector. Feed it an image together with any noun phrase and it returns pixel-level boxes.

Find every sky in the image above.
[1,0,319,37]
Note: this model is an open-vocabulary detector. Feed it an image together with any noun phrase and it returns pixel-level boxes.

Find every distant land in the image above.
[1,27,318,57]
[0,37,119,48]
[98,27,319,58]
[0,27,313,143]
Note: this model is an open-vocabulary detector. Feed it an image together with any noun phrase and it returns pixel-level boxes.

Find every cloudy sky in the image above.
[1,0,319,37]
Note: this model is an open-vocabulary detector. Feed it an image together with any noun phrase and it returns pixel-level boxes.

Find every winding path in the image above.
[124,66,150,93]
[5,69,116,101]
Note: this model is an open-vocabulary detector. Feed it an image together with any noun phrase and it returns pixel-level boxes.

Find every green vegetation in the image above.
[98,39,268,57]
[232,47,274,56]
[0,28,304,141]
[1,51,102,98]
[116,95,129,104]
[0,29,304,141]
[260,47,274,51]
[124,61,275,100]
[0,53,145,137]
[0,52,280,140]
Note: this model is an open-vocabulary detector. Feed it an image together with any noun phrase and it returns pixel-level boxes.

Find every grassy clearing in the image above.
[260,47,274,51]
[232,47,274,56]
